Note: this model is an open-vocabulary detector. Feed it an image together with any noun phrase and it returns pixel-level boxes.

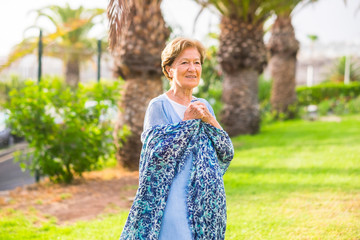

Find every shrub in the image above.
[6,77,123,183]
[0,75,26,109]
[317,99,335,116]
[258,75,272,103]
[296,82,360,106]
[348,96,360,114]
[306,96,360,117]
[333,97,348,115]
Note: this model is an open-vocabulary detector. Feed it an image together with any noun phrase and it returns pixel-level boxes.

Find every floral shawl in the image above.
[120,119,234,240]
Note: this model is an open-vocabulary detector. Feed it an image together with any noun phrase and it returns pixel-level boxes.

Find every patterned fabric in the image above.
[120,119,234,240]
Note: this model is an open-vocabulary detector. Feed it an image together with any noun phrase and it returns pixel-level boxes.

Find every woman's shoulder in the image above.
[148,93,167,106]
[145,93,175,116]
[146,94,168,110]
[143,93,172,130]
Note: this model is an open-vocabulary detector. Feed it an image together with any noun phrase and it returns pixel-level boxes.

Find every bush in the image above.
[6,77,123,183]
[296,82,360,106]
[348,96,360,114]
[0,75,26,109]
[307,96,360,117]
[333,97,348,115]
[258,75,272,103]
[317,99,336,116]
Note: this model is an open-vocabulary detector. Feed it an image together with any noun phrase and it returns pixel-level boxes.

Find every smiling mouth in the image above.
[185,76,197,78]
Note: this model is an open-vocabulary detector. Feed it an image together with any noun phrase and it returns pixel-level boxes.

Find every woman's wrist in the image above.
[203,115,222,129]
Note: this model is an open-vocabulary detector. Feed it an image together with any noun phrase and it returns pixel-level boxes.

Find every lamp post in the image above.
[38,29,43,83]
[344,55,350,84]
[344,42,351,84]
[307,34,318,87]
[97,39,101,82]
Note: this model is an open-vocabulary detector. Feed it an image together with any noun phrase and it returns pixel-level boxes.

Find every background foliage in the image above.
[0,75,27,110]
[326,56,360,83]
[195,45,223,116]
[296,82,360,105]
[6,76,122,183]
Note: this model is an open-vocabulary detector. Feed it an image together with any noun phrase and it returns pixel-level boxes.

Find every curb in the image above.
[0,142,28,163]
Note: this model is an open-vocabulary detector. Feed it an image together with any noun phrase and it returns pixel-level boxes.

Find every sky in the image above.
[0,0,359,57]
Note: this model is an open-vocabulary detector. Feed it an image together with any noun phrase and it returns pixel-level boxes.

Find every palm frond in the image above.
[107,0,131,52]
[195,0,226,15]
[192,3,208,35]
[0,39,37,72]
[34,10,59,28]
[0,19,93,73]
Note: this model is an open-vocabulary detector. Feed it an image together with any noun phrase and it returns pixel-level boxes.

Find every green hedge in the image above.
[296,82,360,106]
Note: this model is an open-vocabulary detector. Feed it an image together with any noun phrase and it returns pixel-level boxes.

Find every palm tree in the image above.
[195,0,281,136]
[267,4,300,118]
[108,0,170,170]
[0,4,105,87]
[268,1,319,118]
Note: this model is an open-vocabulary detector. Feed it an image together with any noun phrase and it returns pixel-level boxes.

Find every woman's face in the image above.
[166,47,202,91]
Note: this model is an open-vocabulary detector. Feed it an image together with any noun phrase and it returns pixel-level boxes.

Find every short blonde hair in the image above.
[161,37,206,80]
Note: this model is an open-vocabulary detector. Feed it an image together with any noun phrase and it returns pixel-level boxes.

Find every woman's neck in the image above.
[166,87,193,106]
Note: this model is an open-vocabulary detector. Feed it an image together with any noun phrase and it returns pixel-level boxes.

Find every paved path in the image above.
[0,143,35,191]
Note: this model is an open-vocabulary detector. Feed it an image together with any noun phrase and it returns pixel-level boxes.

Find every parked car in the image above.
[0,110,14,148]
[0,110,12,146]
[0,109,25,149]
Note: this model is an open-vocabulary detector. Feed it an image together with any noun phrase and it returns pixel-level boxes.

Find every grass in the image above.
[1,115,360,239]
[0,209,128,240]
[225,114,360,239]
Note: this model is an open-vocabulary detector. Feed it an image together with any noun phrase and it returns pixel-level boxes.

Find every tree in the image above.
[267,1,302,118]
[108,0,170,170]
[268,0,350,117]
[194,0,280,136]
[0,4,105,87]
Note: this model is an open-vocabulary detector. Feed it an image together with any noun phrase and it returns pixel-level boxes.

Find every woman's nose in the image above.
[188,63,196,71]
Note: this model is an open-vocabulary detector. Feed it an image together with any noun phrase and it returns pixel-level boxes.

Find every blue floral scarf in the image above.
[120,119,234,240]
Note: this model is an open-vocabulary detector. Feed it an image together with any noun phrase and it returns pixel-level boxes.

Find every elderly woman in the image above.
[120,37,234,240]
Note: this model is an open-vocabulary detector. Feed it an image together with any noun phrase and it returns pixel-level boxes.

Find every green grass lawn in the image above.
[1,115,360,239]
[225,115,360,239]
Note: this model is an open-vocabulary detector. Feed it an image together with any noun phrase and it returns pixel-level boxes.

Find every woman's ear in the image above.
[166,66,172,78]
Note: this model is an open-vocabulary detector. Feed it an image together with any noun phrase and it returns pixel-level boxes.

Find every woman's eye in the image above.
[181,62,188,65]
[195,62,201,65]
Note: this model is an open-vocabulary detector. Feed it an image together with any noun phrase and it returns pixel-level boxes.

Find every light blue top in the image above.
[142,93,216,240]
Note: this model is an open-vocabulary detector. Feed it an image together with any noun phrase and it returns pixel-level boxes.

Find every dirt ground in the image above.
[0,168,139,225]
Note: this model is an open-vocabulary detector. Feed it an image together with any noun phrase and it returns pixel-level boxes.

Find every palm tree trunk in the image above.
[114,77,163,170]
[65,56,80,88]
[218,16,267,136]
[268,14,299,118]
[111,0,169,170]
[221,69,260,135]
